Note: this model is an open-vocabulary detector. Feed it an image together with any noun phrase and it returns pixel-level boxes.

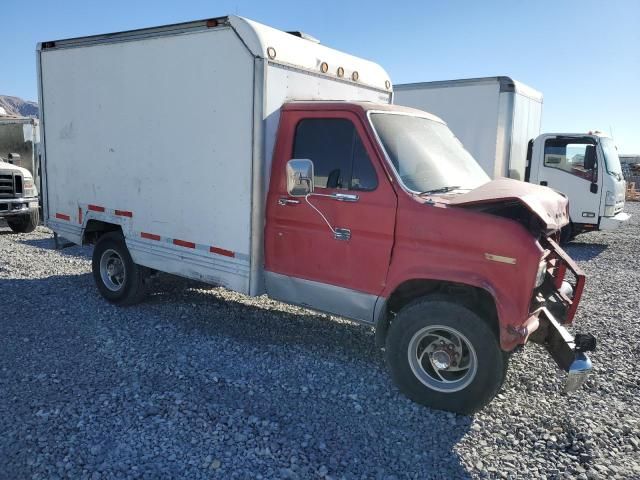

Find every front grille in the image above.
[0,173,15,198]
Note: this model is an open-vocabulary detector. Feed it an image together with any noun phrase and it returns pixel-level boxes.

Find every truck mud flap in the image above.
[53,231,76,250]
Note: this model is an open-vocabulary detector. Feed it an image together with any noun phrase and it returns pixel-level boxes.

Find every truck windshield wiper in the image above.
[418,185,462,195]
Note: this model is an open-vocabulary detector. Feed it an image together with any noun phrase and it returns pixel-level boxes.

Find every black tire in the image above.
[386,297,507,414]
[560,222,573,245]
[7,209,39,233]
[92,232,147,305]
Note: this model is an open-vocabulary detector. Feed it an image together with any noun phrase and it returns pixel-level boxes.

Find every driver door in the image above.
[264,110,397,322]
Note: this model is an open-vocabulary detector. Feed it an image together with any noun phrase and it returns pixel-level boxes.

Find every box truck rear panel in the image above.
[509,91,543,180]
[394,80,502,176]
[41,27,255,292]
[395,77,543,180]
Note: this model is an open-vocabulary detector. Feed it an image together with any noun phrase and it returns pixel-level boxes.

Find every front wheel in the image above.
[92,232,147,305]
[7,209,39,233]
[386,297,507,414]
[560,222,574,245]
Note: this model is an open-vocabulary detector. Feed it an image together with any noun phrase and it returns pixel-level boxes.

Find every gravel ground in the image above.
[1,204,639,480]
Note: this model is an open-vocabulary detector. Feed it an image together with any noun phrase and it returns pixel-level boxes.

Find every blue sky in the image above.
[2,0,639,152]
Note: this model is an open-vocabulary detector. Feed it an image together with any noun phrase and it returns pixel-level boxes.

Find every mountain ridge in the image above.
[0,95,40,118]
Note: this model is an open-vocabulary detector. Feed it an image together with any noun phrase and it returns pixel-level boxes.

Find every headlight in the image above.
[23,176,37,197]
[604,191,617,217]
[605,190,615,206]
[534,260,547,288]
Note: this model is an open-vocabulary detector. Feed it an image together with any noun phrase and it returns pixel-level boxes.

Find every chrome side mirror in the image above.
[286,159,314,196]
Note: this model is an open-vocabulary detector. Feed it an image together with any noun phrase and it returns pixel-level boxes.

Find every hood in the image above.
[448,178,569,232]
[0,160,32,177]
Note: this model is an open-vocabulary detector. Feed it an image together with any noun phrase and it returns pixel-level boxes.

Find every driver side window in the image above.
[292,118,378,191]
[543,139,597,181]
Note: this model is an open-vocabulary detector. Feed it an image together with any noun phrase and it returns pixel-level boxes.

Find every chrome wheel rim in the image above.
[408,325,478,392]
[100,248,126,292]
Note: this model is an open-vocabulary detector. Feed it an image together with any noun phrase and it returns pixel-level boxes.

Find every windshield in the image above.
[369,113,489,193]
[600,137,623,178]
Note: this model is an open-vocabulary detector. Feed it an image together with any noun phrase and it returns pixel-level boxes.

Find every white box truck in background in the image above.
[37,18,596,413]
[395,76,629,241]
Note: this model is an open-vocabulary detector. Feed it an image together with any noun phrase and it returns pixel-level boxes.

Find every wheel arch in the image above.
[82,219,123,245]
[375,278,499,348]
[90,227,148,305]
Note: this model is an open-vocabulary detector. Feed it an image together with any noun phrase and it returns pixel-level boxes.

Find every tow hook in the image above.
[574,333,597,353]
[532,308,597,393]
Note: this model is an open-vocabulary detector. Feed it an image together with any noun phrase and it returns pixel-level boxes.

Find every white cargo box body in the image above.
[38,16,392,296]
[394,77,542,180]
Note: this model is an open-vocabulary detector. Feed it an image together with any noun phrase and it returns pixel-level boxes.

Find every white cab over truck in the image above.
[38,18,596,413]
[395,77,630,241]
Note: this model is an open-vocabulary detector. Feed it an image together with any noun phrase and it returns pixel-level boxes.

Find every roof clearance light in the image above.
[206,19,219,28]
[267,47,276,59]
[385,80,391,90]
[320,62,329,73]
[337,67,344,78]
[351,71,359,82]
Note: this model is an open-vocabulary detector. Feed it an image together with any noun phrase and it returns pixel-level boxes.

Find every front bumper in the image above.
[534,307,596,392]
[524,238,595,392]
[0,197,38,218]
[599,211,630,230]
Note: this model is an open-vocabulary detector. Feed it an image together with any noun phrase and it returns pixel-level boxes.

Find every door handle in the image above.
[540,181,548,186]
[330,193,359,202]
[334,228,351,241]
[278,197,300,206]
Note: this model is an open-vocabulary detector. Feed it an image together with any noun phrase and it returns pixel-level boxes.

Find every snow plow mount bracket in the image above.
[542,237,586,323]
[536,307,595,393]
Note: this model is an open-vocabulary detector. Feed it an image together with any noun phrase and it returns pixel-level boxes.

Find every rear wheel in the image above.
[386,297,507,414]
[7,209,39,233]
[92,232,147,305]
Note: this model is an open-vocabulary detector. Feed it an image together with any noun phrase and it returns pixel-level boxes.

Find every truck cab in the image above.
[265,101,595,413]
[528,132,629,239]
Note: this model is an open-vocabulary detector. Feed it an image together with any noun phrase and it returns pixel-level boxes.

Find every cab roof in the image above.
[282,101,446,124]
[541,132,612,140]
